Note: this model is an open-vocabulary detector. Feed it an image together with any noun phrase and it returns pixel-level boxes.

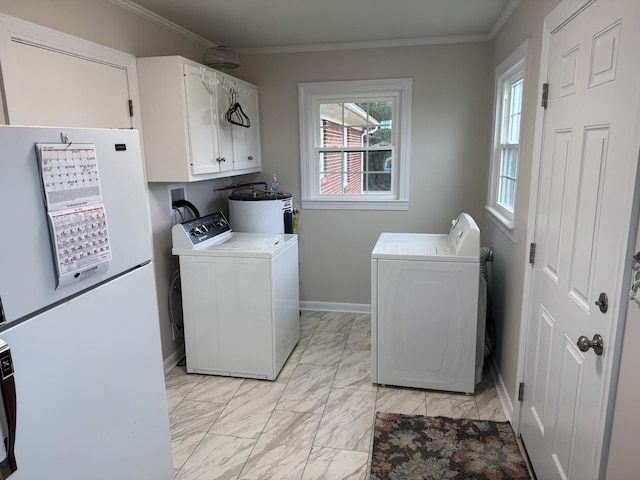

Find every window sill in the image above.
[485,205,517,243]
[302,199,409,211]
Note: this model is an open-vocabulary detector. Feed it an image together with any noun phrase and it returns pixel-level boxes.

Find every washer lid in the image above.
[174,232,297,258]
[372,233,479,262]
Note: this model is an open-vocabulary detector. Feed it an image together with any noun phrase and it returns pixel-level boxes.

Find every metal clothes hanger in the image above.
[225,87,250,128]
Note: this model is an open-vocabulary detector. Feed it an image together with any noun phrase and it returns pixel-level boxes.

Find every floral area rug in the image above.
[371,413,531,480]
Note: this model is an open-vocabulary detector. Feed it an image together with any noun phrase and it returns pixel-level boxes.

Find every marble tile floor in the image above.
[165,310,507,480]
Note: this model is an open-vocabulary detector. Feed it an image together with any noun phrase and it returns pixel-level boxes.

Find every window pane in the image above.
[507,79,523,144]
[500,147,518,178]
[344,103,370,127]
[319,151,343,174]
[321,123,343,147]
[346,151,363,175]
[320,173,344,194]
[367,172,391,192]
[498,145,518,212]
[320,103,344,124]
[358,101,392,147]
[498,178,516,213]
[346,126,365,147]
[497,177,516,212]
[356,101,392,123]
[318,149,393,196]
[365,150,391,172]
[508,147,518,178]
[511,79,523,115]
[344,172,363,194]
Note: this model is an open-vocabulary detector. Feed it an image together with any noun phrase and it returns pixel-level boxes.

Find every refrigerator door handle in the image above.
[0,340,17,478]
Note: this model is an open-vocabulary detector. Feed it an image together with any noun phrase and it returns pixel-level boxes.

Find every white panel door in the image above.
[0,14,139,129]
[520,1,640,478]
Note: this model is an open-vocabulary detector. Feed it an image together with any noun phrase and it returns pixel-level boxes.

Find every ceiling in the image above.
[119,0,521,54]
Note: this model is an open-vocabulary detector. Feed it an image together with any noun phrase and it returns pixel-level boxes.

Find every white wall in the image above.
[236,43,492,307]
[483,0,561,412]
[490,1,640,476]
[0,0,203,59]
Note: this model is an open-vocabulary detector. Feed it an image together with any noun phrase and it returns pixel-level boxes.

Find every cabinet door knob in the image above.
[248,156,254,160]
[216,157,226,163]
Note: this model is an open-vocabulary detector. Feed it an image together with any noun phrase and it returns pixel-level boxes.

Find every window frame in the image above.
[486,40,528,238]
[299,78,412,210]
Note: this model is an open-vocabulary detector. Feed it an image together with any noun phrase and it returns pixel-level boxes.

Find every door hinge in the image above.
[529,242,536,264]
[518,382,525,402]
[541,83,549,109]
[128,99,134,117]
[0,296,5,326]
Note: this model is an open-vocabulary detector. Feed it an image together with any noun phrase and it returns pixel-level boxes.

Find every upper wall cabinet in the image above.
[136,56,261,182]
[0,14,139,129]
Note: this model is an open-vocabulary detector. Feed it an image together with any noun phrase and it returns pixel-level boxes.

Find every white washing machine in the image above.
[172,211,300,380]
[371,213,481,394]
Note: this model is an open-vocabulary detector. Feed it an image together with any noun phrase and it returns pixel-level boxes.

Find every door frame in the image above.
[514,0,640,476]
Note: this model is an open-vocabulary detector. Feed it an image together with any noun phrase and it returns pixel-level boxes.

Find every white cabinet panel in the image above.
[222,78,261,171]
[137,55,261,182]
[0,14,138,129]
[184,64,232,175]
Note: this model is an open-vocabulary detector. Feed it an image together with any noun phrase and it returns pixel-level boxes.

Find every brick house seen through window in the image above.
[299,78,411,210]
[321,119,368,194]
[319,101,392,196]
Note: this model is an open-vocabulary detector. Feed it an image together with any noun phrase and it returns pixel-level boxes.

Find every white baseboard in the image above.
[163,346,185,374]
[300,301,371,314]
[488,355,515,425]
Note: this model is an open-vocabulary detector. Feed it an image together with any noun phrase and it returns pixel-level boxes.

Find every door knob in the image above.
[577,334,604,355]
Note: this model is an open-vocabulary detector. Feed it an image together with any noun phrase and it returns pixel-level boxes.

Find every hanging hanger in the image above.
[225,87,251,128]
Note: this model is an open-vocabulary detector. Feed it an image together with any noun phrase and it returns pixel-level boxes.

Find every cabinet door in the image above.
[0,15,137,129]
[231,82,261,171]
[184,65,232,175]
[214,73,234,171]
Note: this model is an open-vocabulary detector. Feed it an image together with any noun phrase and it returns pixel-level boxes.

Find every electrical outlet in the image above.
[168,183,186,216]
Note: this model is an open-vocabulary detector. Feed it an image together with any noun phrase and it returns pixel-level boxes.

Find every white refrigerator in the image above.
[0,126,173,479]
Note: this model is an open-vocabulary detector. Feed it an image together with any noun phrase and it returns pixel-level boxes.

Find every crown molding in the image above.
[489,0,522,38]
[110,0,517,55]
[107,0,214,47]
[237,34,491,55]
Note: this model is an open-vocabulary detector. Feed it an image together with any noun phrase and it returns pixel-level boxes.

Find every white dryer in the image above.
[371,213,481,394]
[172,212,300,380]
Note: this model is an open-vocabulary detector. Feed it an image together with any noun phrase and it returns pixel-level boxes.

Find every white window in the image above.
[487,40,528,236]
[299,78,412,210]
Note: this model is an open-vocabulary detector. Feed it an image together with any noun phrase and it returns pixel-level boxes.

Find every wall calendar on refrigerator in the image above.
[36,143,111,288]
